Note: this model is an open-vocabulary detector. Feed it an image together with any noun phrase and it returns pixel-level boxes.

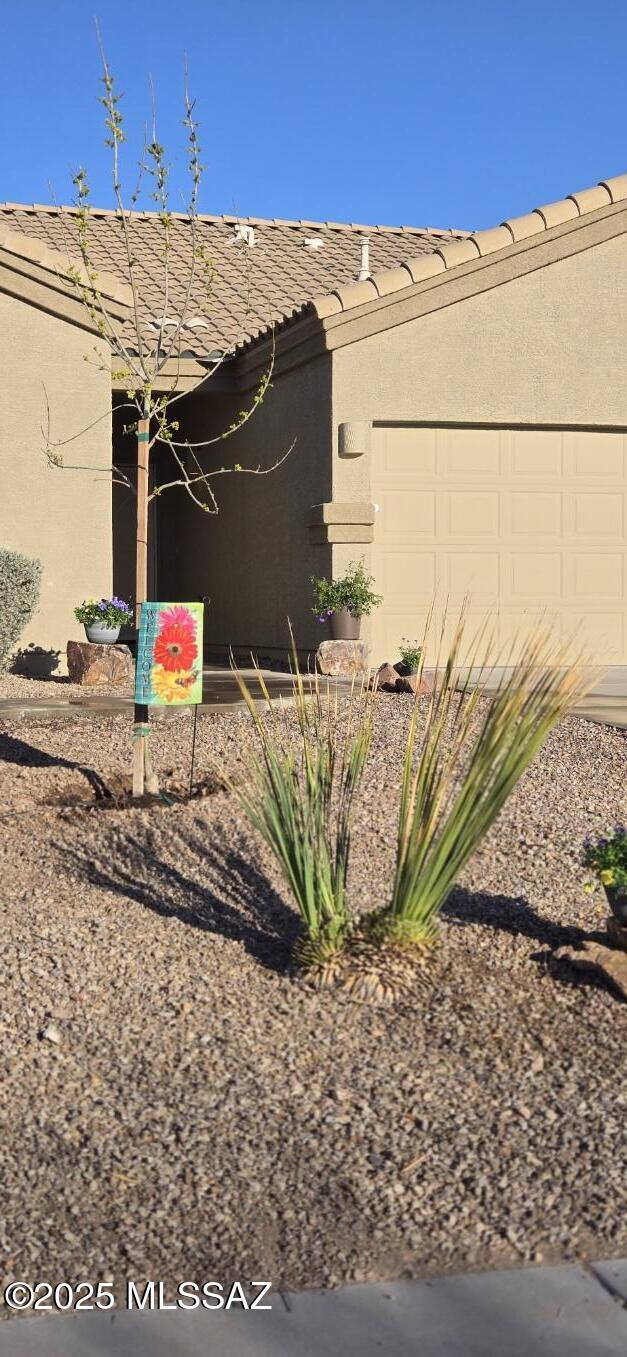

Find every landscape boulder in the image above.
[316,639,369,677]
[374,661,431,695]
[556,939,627,1002]
[373,662,399,691]
[67,640,133,687]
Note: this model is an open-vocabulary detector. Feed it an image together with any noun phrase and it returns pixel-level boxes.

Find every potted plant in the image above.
[311,559,382,640]
[74,596,133,644]
[582,826,627,924]
[398,639,423,676]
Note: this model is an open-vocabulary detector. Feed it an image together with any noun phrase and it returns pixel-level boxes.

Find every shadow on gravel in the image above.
[0,731,110,800]
[443,886,612,996]
[443,886,592,949]
[60,822,299,972]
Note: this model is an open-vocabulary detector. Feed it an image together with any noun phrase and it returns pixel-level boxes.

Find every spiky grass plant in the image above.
[229,654,375,972]
[369,611,596,967]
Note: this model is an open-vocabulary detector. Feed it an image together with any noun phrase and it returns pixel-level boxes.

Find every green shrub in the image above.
[228,649,375,969]
[311,558,382,621]
[399,638,423,672]
[375,614,594,952]
[0,548,42,673]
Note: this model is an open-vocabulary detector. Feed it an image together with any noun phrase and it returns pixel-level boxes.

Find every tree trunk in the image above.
[132,413,153,796]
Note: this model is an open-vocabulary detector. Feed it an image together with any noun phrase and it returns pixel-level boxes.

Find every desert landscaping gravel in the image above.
[1,685,626,1305]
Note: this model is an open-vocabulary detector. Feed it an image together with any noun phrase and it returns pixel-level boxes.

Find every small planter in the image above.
[84,623,121,645]
[604,884,627,926]
[329,607,360,641]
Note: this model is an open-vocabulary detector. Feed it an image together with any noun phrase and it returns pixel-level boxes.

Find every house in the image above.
[1,173,626,671]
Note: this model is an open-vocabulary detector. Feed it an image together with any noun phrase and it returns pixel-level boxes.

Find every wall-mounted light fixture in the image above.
[338,421,372,458]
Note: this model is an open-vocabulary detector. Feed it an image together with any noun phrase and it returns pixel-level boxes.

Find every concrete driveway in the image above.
[2,1261,627,1356]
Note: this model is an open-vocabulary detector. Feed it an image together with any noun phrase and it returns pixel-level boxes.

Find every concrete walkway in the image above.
[2,1260,626,1355]
[1,667,626,726]
[0,669,299,721]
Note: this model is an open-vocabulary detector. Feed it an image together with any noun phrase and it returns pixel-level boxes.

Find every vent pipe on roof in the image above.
[357,236,371,281]
[232,223,255,247]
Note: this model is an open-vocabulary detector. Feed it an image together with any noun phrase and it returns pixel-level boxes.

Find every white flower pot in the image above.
[84,623,121,644]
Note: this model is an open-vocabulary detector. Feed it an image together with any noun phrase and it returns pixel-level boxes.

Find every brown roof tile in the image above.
[0,204,468,358]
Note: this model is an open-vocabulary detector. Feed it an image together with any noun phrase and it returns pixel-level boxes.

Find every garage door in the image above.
[370,426,627,665]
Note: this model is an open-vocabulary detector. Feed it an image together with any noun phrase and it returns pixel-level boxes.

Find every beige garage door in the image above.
[370,426,627,665]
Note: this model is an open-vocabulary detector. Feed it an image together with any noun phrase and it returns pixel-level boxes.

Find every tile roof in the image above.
[301,173,627,325]
[0,203,468,358]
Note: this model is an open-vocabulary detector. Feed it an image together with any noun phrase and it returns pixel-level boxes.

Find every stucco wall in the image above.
[0,291,112,671]
[163,354,333,660]
[329,230,627,634]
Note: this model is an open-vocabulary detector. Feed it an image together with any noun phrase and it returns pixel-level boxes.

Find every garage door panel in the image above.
[375,609,435,661]
[571,552,624,599]
[445,491,500,538]
[380,426,437,476]
[380,489,435,535]
[573,492,623,538]
[446,552,499,597]
[564,612,625,661]
[371,426,627,665]
[573,433,626,478]
[442,428,502,476]
[376,550,437,599]
[508,491,562,537]
[496,609,564,652]
[508,553,562,600]
[512,430,564,477]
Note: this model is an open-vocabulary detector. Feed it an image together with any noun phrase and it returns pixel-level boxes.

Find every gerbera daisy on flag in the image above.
[154,622,198,672]
[151,664,198,703]
[158,605,196,634]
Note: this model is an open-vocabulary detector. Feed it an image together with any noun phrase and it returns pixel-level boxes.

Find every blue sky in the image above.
[1,0,624,231]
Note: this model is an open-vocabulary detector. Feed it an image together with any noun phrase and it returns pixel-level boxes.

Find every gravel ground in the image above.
[1,694,626,1305]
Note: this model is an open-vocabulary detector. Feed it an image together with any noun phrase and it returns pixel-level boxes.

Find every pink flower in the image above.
[158,605,195,635]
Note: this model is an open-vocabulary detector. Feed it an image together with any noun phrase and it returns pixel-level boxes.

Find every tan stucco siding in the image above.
[0,292,112,669]
[331,231,627,449]
[164,355,333,658]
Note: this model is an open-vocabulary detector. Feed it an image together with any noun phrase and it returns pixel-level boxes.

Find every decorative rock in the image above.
[316,640,369,677]
[67,640,133,687]
[396,670,431,696]
[374,662,399,692]
[374,661,431,695]
[556,941,627,1001]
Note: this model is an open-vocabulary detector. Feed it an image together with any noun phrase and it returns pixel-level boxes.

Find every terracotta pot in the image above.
[328,607,360,640]
[604,884,627,926]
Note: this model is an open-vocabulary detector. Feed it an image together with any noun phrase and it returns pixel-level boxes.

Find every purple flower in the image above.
[97,600,107,612]
[318,614,327,623]
[326,608,334,617]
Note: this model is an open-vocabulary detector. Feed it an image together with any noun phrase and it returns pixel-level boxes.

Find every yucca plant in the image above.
[371,609,596,958]
[229,651,376,971]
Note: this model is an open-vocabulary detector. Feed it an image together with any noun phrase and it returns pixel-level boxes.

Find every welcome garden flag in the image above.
[135,603,203,706]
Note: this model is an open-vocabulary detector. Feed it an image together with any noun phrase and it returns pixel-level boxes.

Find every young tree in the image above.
[44,29,290,796]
